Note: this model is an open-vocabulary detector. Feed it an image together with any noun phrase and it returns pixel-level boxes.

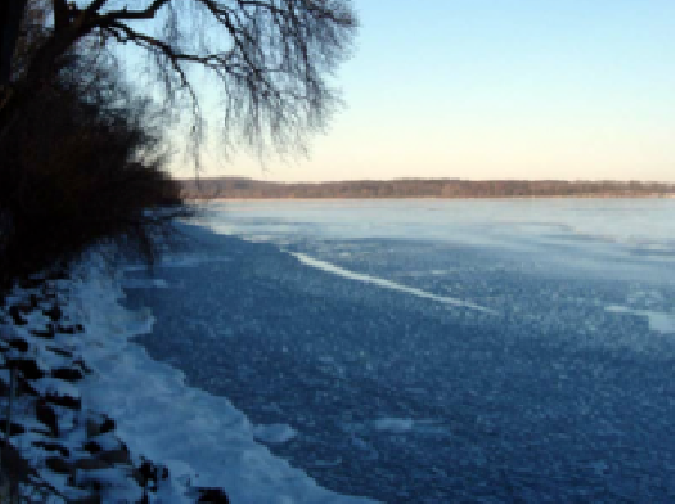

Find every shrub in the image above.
[0,47,189,290]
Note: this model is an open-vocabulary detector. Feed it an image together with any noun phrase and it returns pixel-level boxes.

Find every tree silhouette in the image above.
[1,0,357,155]
[0,0,356,287]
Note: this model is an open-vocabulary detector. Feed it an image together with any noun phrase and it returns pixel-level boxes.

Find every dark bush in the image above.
[0,47,190,291]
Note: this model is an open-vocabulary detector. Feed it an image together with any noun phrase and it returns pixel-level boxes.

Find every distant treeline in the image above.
[181,178,675,199]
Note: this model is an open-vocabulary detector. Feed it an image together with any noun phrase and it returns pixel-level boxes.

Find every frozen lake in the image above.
[125,199,675,502]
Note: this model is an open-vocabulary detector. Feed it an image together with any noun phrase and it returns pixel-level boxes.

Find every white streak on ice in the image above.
[605,305,675,334]
[372,418,415,433]
[291,253,498,314]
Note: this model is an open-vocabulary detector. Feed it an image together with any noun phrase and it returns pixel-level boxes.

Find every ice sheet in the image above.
[208,199,675,284]
[69,253,378,503]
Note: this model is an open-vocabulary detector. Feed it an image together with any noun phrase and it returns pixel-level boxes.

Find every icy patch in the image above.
[605,305,675,334]
[161,255,232,268]
[123,255,232,271]
[372,418,415,433]
[291,253,497,314]
[122,278,169,289]
[244,234,281,243]
[253,423,297,444]
[370,418,442,435]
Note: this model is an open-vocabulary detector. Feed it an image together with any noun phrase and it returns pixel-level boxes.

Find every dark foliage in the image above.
[0,44,190,291]
[1,0,357,165]
[0,0,357,290]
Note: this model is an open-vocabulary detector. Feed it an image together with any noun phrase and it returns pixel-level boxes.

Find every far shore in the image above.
[187,194,675,203]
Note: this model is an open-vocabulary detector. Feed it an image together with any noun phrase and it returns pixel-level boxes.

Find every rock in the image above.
[0,421,25,436]
[7,338,28,352]
[85,418,101,438]
[136,461,157,488]
[74,458,109,471]
[29,427,53,437]
[36,400,59,437]
[9,358,45,380]
[17,376,39,396]
[33,327,56,339]
[99,417,115,434]
[32,441,69,457]
[133,460,167,491]
[43,305,62,322]
[70,497,102,504]
[85,416,114,438]
[45,346,73,358]
[83,441,102,454]
[197,488,231,503]
[45,456,71,474]
[97,447,131,465]
[8,306,27,326]
[1,440,38,482]
[45,391,81,410]
[72,358,92,374]
[58,323,85,334]
[19,277,46,289]
[51,367,84,382]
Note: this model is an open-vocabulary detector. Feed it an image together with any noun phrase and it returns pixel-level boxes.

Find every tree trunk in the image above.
[0,0,29,86]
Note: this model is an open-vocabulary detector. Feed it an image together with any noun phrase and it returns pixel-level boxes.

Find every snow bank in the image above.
[67,251,377,503]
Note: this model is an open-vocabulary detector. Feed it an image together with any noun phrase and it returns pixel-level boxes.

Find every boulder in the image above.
[197,488,231,503]
[51,367,84,382]
[45,391,81,410]
[36,400,59,437]
[9,358,45,380]
[97,447,132,466]
[32,441,69,457]
[45,456,71,474]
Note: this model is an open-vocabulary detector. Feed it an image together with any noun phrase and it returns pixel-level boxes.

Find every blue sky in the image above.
[180,0,675,182]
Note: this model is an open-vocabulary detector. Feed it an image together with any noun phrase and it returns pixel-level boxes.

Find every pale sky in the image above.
[175,0,675,182]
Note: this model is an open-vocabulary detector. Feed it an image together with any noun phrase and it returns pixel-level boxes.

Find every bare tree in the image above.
[0,0,357,157]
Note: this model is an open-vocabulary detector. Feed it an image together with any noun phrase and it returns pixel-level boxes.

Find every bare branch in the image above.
[96,0,171,22]
[3,0,357,167]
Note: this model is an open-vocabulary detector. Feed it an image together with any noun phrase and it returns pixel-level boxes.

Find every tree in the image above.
[0,0,356,288]
[1,0,358,157]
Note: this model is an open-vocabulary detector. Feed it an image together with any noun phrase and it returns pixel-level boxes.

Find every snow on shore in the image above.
[67,250,377,503]
[0,246,378,503]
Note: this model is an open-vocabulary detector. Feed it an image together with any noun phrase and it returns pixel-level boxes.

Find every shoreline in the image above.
[187,194,675,203]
